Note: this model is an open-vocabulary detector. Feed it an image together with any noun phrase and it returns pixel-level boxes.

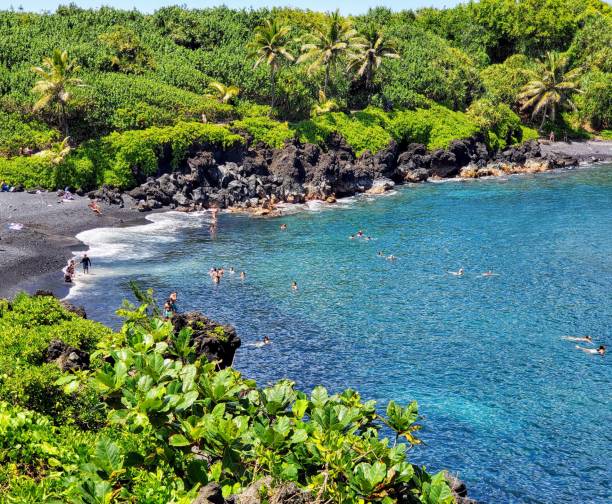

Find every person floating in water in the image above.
[253,336,271,348]
[377,251,385,257]
[240,271,246,280]
[349,235,355,240]
[80,253,92,274]
[482,270,496,277]
[229,267,235,274]
[575,345,605,356]
[356,230,364,238]
[280,224,287,231]
[291,281,298,291]
[449,268,464,276]
[563,336,593,343]
[387,255,397,261]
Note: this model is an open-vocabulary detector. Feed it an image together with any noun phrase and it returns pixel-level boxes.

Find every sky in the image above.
[6,1,464,15]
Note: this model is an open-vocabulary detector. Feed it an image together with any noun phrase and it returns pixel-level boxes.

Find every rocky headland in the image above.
[97,136,584,215]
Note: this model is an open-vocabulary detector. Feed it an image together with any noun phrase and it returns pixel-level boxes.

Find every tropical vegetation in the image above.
[0,1,610,190]
[0,291,454,503]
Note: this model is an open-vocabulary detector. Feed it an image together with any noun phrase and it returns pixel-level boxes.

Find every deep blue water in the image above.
[69,165,612,503]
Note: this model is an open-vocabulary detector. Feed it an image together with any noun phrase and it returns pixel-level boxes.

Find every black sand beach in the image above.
[0,192,148,298]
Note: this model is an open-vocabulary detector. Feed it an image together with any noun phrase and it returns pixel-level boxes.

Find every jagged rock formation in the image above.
[114,136,576,213]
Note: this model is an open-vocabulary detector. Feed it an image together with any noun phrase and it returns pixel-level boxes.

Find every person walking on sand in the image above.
[80,253,92,274]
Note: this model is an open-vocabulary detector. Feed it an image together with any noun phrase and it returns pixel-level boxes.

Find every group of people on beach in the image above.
[63,253,91,283]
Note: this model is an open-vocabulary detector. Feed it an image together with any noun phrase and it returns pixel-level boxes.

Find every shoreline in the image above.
[0,192,153,299]
[1,140,611,300]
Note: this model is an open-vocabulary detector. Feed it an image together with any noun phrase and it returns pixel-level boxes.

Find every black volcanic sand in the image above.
[0,192,149,299]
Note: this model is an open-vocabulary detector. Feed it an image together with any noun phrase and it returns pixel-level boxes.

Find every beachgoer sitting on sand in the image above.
[576,345,605,356]
[449,268,464,276]
[1,181,10,192]
[563,336,593,343]
[88,200,102,215]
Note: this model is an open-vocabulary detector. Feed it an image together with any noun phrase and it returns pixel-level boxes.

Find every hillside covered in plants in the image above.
[0,0,610,190]
[0,291,458,503]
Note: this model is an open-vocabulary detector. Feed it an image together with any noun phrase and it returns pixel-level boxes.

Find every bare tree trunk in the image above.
[324,66,330,97]
[270,66,276,114]
[61,102,69,138]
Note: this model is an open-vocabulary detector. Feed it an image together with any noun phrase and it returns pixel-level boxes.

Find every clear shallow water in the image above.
[69,166,612,503]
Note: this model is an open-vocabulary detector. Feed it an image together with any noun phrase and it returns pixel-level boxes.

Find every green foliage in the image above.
[467,99,523,149]
[0,292,452,503]
[480,54,538,107]
[577,70,612,130]
[296,110,392,156]
[0,294,110,426]
[0,154,55,188]
[233,116,294,149]
[0,111,59,157]
[98,25,154,74]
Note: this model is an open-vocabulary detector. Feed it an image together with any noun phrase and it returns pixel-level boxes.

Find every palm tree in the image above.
[348,26,399,92]
[205,81,240,104]
[32,50,83,137]
[35,137,72,165]
[311,90,339,117]
[518,51,582,130]
[248,20,294,111]
[298,10,363,96]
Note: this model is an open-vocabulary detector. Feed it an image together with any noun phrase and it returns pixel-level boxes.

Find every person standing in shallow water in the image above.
[80,253,91,274]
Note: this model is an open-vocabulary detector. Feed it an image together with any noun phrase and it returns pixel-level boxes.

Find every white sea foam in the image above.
[64,211,211,299]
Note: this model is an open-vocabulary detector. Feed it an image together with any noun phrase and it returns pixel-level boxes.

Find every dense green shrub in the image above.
[232,116,294,148]
[467,99,523,149]
[577,70,612,130]
[0,292,454,503]
[0,155,55,187]
[0,294,110,426]
[0,111,59,157]
[480,54,538,108]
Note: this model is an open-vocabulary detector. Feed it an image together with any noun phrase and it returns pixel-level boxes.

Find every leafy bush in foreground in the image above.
[0,293,453,503]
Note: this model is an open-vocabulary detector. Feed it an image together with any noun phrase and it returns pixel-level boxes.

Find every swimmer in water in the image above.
[253,336,271,348]
[576,345,605,356]
[482,271,496,277]
[240,271,246,280]
[357,230,364,238]
[280,224,287,230]
[449,268,464,276]
[349,235,355,240]
[387,255,397,261]
[263,336,271,344]
[377,251,385,257]
[291,281,298,291]
[229,267,235,274]
[562,336,593,343]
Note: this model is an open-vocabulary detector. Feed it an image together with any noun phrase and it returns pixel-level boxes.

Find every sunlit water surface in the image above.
[68,165,612,503]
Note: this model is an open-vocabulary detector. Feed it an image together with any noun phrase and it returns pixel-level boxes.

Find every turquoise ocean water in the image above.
[68,164,612,503]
